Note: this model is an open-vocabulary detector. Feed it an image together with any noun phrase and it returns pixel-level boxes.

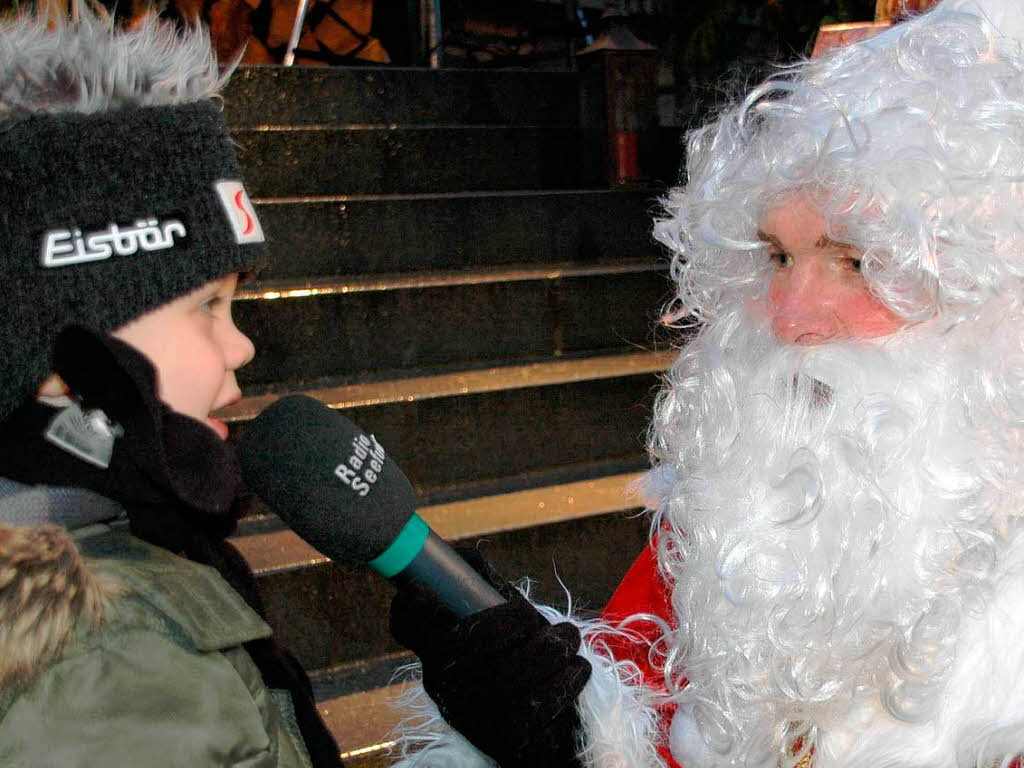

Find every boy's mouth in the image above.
[209,394,242,440]
[207,415,230,440]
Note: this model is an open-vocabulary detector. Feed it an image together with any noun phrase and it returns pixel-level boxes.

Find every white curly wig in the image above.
[0,3,227,116]
[655,0,1024,326]
[646,2,1024,767]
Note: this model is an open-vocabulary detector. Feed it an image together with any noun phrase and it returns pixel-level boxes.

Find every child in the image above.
[0,9,342,767]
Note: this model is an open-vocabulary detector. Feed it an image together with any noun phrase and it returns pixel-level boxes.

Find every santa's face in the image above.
[759,197,906,345]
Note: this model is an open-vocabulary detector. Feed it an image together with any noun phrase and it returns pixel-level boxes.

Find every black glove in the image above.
[389,547,591,767]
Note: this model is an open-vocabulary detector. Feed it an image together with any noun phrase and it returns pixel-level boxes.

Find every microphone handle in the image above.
[391,530,507,617]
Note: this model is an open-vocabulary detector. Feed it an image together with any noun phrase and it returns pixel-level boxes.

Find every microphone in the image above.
[237,394,506,617]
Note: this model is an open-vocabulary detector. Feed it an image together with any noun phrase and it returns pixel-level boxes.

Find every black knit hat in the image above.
[0,100,266,423]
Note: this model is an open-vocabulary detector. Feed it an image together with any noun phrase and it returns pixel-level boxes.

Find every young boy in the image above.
[0,10,341,767]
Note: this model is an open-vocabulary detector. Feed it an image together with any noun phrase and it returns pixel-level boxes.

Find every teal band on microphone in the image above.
[368,513,430,578]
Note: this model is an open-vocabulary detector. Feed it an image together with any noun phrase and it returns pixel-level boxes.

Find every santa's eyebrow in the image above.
[756,230,783,249]
[814,234,857,251]
[757,229,858,253]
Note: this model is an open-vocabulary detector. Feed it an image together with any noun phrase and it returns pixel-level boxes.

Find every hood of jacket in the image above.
[0,480,124,687]
[0,479,268,689]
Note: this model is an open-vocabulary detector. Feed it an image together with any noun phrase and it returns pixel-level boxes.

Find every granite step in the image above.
[223,349,673,425]
[317,680,405,768]
[232,124,594,198]
[230,470,650,676]
[225,350,673,498]
[250,188,660,280]
[223,66,581,128]
[232,265,671,389]
[233,470,649,576]
[217,61,671,767]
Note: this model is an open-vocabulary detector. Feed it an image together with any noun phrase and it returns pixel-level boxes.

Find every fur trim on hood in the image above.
[0,522,121,687]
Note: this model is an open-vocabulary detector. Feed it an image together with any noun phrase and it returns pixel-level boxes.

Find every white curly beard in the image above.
[650,295,1024,768]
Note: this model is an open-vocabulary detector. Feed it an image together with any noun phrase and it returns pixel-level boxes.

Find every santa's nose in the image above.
[770,276,842,346]
[772,308,841,345]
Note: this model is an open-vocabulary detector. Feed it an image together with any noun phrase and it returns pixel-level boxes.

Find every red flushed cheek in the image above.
[833,291,906,339]
[758,277,905,342]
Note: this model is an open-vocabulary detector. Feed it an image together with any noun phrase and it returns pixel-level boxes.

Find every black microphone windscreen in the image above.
[237,395,418,565]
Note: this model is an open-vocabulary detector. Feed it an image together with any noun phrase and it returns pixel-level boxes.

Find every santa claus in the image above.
[389,0,1024,765]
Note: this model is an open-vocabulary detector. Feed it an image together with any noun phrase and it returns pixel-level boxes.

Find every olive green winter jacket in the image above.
[0,518,315,768]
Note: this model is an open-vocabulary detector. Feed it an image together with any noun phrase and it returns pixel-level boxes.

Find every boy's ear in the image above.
[36,374,71,400]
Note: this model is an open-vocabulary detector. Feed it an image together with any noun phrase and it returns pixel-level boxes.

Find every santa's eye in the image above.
[768,250,793,268]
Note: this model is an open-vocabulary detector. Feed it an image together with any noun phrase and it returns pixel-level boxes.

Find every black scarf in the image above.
[0,327,343,768]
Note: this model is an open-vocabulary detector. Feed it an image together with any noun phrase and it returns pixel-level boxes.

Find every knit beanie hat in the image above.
[0,20,266,424]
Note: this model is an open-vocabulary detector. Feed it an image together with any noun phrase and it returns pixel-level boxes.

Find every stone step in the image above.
[319,681,404,767]
[234,470,647,576]
[226,350,671,498]
[227,352,670,500]
[230,472,650,672]
[240,260,662,298]
[217,63,666,764]
[251,188,660,280]
[233,124,593,197]
[307,653,415,767]
[223,66,581,128]
[222,348,672,424]
[233,265,671,389]
[309,649,429,768]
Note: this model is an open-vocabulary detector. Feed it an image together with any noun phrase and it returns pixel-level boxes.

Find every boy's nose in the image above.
[769,272,843,346]
[226,322,256,370]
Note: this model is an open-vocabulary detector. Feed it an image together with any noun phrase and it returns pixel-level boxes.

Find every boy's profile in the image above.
[0,9,341,767]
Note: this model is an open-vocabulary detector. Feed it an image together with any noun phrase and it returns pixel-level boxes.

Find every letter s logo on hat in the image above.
[214,180,265,245]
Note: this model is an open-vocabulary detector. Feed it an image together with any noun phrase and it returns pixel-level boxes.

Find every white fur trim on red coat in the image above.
[386,585,666,767]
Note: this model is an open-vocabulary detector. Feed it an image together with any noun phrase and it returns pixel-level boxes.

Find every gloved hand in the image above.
[389,547,591,767]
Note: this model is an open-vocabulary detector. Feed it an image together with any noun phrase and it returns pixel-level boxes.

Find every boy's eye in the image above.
[200,296,225,315]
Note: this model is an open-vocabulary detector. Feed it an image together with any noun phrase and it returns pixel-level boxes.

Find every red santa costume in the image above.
[393,0,1024,765]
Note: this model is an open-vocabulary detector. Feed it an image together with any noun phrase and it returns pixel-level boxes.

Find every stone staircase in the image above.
[218,65,673,766]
